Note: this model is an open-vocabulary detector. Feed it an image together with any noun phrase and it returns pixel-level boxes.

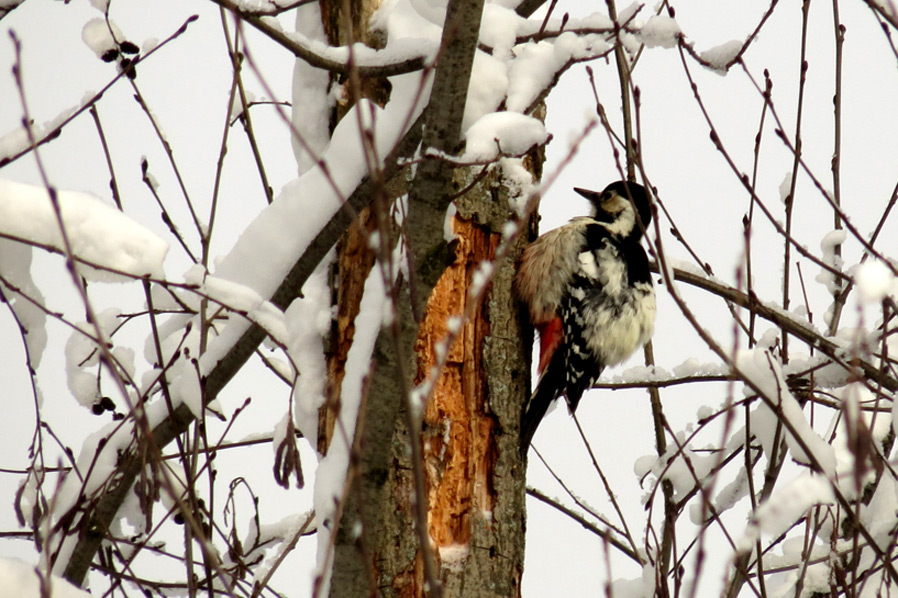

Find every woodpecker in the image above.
[516,181,656,451]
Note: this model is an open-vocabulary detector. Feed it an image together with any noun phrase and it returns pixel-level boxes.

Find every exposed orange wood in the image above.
[417,213,498,553]
[321,208,377,454]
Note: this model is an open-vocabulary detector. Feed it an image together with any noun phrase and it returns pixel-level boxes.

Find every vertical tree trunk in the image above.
[317,0,539,593]
[317,0,390,456]
[415,168,536,597]
[328,166,537,598]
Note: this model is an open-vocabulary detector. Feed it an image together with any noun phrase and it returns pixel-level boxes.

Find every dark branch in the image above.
[210,0,428,77]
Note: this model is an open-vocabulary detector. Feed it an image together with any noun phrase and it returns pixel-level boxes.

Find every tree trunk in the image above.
[316,0,539,593]
[416,169,535,597]
[328,168,536,598]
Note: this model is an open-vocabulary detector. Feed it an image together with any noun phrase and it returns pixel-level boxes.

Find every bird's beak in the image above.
[573,187,601,202]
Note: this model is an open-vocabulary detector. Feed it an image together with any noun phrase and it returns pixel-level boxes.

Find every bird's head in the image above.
[574,181,651,238]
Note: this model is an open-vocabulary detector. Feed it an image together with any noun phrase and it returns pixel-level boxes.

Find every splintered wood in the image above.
[417,212,498,549]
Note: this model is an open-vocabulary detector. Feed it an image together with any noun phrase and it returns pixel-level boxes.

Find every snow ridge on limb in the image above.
[211,0,432,77]
[0,179,168,280]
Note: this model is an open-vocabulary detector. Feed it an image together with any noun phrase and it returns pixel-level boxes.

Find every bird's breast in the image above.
[575,235,655,367]
[583,284,656,366]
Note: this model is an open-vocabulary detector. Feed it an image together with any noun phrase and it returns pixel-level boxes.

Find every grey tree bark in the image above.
[326,0,536,593]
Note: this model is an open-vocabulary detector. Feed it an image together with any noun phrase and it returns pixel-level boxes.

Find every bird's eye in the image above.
[601,191,613,201]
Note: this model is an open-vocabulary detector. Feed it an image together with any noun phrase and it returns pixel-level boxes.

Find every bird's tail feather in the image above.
[520,349,565,453]
[520,351,604,453]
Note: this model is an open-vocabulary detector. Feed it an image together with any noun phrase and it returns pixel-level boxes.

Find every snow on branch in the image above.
[0,179,168,280]
[212,0,432,76]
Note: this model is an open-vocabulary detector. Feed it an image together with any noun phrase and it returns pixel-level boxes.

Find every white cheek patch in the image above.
[601,204,636,237]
